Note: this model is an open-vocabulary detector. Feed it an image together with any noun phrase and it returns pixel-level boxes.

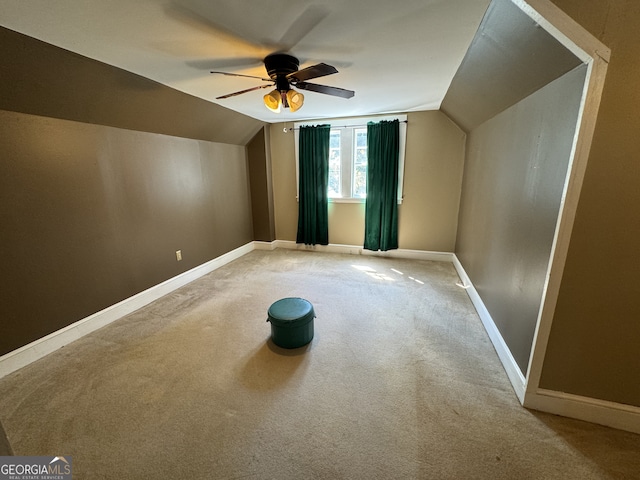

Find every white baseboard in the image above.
[0,242,255,380]
[452,255,527,402]
[252,241,278,251]
[0,240,449,379]
[4,241,637,435]
[451,254,640,434]
[524,389,640,434]
[271,240,455,262]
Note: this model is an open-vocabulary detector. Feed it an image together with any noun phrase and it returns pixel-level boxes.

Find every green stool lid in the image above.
[268,297,314,324]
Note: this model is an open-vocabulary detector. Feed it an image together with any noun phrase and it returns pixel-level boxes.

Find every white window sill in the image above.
[296,197,404,204]
[328,197,366,204]
[327,197,404,205]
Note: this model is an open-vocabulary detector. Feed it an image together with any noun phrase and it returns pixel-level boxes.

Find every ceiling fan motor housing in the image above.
[264,53,300,79]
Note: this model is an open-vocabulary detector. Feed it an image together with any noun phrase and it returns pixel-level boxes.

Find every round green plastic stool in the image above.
[267,297,315,348]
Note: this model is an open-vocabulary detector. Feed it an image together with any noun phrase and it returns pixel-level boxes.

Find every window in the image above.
[294,114,407,203]
[327,127,368,199]
[328,130,341,197]
[353,128,368,198]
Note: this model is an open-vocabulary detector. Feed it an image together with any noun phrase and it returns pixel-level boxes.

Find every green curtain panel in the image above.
[297,125,330,245]
[364,120,400,251]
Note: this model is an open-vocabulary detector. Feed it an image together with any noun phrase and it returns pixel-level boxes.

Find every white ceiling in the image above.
[0,0,491,123]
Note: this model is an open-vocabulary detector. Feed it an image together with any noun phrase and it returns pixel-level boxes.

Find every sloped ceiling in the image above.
[0,0,491,123]
[0,26,265,145]
[441,0,582,132]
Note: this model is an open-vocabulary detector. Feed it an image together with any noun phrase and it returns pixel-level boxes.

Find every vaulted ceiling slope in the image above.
[0,26,264,146]
[442,0,582,132]
[0,0,491,123]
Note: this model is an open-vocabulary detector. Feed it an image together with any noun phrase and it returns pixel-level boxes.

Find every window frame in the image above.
[294,114,407,204]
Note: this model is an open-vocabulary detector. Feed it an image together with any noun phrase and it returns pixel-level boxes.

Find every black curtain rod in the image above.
[284,120,408,132]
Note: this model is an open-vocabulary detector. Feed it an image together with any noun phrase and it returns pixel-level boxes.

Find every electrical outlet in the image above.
[176,250,182,261]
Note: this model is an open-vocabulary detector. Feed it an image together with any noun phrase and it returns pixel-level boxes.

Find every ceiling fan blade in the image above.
[295,82,355,99]
[216,84,273,99]
[166,2,262,50]
[210,71,272,82]
[188,57,263,71]
[164,0,262,50]
[168,1,329,53]
[277,5,330,51]
[288,63,338,82]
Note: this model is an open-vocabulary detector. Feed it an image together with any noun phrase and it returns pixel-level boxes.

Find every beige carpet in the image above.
[0,419,12,456]
[0,249,639,479]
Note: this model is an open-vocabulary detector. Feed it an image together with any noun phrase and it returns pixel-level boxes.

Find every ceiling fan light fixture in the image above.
[214,54,354,114]
[286,89,304,112]
[263,89,281,113]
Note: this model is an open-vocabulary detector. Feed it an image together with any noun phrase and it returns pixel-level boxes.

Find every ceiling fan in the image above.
[211,53,355,113]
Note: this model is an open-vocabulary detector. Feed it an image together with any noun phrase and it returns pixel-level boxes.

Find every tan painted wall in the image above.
[541,0,640,406]
[400,112,466,251]
[247,127,276,242]
[0,110,252,356]
[269,111,466,251]
[455,66,587,374]
[270,124,299,242]
[0,27,256,356]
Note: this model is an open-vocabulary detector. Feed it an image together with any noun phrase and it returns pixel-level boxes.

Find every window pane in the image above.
[328,131,341,197]
[353,129,367,197]
[330,131,341,149]
[354,164,367,197]
[354,149,367,197]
